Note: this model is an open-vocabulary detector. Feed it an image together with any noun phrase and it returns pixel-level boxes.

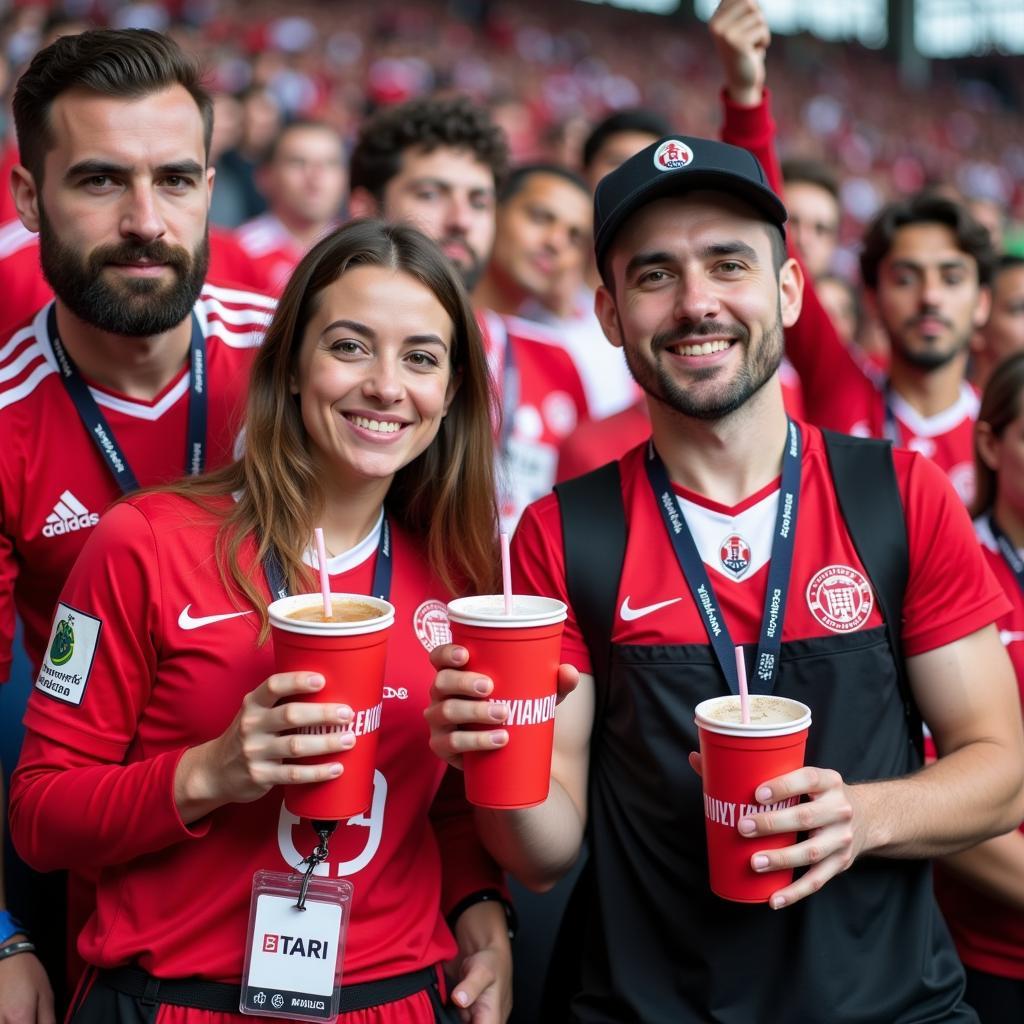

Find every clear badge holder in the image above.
[241,823,353,1022]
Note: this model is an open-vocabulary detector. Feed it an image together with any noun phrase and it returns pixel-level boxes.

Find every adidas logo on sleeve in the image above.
[42,490,100,538]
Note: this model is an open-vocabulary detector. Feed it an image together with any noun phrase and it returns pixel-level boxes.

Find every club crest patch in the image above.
[806,565,874,633]
[653,139,694,172]
[414,599,451,652]
[719,534,752,578]
[35,602,102,706]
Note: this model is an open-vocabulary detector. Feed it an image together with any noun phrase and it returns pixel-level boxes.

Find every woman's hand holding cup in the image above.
[174,671,354,823]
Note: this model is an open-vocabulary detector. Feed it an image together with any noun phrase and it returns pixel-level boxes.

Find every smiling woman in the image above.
[9,220,512,1023]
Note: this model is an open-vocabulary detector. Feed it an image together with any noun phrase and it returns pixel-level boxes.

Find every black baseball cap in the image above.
[594,135,788,270]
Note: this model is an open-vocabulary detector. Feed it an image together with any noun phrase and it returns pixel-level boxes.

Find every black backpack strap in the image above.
[553,460,626,704]
[822,430,922,761]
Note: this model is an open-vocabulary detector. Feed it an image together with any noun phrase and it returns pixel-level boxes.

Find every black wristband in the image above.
[0,940,36,961]
[446,888,518,940]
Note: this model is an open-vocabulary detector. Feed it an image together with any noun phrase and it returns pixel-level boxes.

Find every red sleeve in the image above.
[0,522,15,682]
[898,452,1011,656]
[9,501,210,871]
[720,88,878,431]
[510,496,592,675]
[429,767,509,916]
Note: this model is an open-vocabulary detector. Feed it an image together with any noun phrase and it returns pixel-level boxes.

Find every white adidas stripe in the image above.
[60,490,88,515]
[0,361,55,412]
[0,342,45,384]
[0,323,39,365]
[202,282,277,310]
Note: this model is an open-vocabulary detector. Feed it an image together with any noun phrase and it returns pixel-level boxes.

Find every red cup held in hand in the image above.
[269,593,395,821]
[695,694,812,903]
[447,594,567,809]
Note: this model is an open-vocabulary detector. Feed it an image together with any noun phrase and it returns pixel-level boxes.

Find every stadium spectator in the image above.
[970,255,1024,393]
[236,119,347,294]
[935,351,1024,1024]
[427,132,1024,1024]
[0,28,274,1013]
[9,219,513,1024]
[475,163,637,419]
[781,157,841,280]
[349,96,590,531]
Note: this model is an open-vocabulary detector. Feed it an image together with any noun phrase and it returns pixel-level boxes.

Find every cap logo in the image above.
[653,139,694,172]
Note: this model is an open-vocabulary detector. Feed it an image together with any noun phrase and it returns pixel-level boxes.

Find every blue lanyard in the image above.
[48,305,207,494]
[263,516,393,601]
[988,514,1024,594]
[643,419,802,694]
[882,382,901,446]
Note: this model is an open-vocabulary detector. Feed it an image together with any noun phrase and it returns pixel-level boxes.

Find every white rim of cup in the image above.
[694,695,812,738]
[447,595,568,629]
[268,593,395,636]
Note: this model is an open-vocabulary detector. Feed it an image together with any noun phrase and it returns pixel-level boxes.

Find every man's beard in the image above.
[623,312,783,421]
[891,321,972,372]
[440,234,486,292]
[38,208,209,337]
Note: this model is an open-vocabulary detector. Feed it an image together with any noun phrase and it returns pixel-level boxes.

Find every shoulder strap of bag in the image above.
[822,430,922,761]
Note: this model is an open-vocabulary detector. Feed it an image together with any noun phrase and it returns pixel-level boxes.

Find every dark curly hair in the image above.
[859,192,996,290]
[349,95,509,202]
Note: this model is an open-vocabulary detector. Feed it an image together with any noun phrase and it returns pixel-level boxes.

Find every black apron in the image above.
[550,434,973,1024]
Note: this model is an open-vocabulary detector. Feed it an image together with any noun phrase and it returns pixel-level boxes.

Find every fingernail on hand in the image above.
[454,990,469,1007]
[488,703,507,721]
[453,647,468,664]
[337,706,353,721]
[738,818,756,835]
[474,679,491,695]
[752,854,770,870]
[770,895,786,909]
[308,674,325,688]
[755,786,772,802]
[329,763,342,776]
[490,730,508,746]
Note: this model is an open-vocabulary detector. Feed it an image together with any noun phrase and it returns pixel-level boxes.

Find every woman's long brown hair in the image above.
[163,219,499,637]
[973,351,1024,518]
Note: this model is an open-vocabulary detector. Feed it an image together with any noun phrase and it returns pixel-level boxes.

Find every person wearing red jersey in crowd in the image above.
[933,352,1024,1024]
[426,135,1024,1022]
[555,0,804,482]
[475,164,638,423]
[10,220,512,1024]
[0,29,275,1019]
[348,97,590,532]
[235,120,347,296]
[970,256,1024,394]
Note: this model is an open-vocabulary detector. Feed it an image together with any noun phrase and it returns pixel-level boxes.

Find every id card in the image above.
[241,870,353,1022]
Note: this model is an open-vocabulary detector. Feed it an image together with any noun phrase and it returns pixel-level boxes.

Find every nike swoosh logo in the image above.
[178,604,253,630]
[620,596,683,621]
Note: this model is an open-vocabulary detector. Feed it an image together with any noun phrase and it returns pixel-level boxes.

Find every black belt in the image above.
[97,964,439,1014]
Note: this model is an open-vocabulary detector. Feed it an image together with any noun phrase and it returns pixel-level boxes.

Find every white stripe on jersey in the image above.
[0,220,36,258]
[0,322,38,364]
[60,489,89,515]
[0,342,44,384]
[202,282,277,311]
[91,374,190,421]
[0,361,55,412]
[203,320,266,349]
[889,383,979,438]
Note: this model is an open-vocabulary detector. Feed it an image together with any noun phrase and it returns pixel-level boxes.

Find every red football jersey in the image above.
[10,496,501,985]
[0,284,276,680]
[235,213,317,296]
[478,310,590,532]
[513,423,1006,674]
[932,517,1024,980]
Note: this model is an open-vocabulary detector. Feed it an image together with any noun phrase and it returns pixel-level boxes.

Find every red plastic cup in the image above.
[695,694,812,903]
[447,595,567,809]
[269,593,395,820]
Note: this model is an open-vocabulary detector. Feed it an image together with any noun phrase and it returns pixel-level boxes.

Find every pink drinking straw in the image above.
[501,532,512,615]
[314,527,331,618]
[735,645,751,725]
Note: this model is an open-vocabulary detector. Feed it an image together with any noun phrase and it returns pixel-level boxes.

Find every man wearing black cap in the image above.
[426,135,1024,1022]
